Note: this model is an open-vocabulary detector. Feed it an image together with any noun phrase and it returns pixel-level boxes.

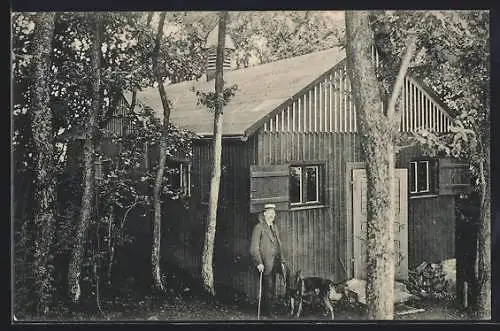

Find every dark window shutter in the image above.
[250,164,290,213]
[430,159,439,193]
[438,158,472,195]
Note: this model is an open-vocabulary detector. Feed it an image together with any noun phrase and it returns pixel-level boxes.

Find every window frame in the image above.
[167,159,192,198]
[409,159,436,196]
[289,162,325,208]
[94,155,113,185]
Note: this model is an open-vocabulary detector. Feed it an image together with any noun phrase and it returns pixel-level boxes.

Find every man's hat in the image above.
[263,203,276,210]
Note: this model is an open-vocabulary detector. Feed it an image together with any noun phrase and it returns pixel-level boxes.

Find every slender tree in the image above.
[345,11,416,319]
[29,12,57,314]
[151,11,169,292]
[200,11,228,296]
[67,13,103,303]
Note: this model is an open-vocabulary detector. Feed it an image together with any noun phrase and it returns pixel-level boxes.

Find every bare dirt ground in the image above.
[19,264,471,322]
[34,293,471,322]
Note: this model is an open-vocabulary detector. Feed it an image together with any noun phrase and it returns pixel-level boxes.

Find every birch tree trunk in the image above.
[201,11,228,296]
[29,12,57,315]
[345,11,416,319]
[67,13,102,303]
[151,11,169,292]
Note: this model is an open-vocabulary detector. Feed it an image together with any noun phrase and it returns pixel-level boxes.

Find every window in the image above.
[290,164,323,206]
[409,160,436,195]
[167,160,191,197]
[94,156,112,185]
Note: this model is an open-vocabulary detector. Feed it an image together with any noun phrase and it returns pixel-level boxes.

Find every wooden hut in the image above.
[123,46,470,300]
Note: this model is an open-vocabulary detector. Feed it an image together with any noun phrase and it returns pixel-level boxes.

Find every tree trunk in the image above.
[67,13,102,303]
[29,12,57,315]
[345,11,397,320]
[345,12,417,319]
[201,11,228,296]
[151,11,169,292]
[475,147,491,319]
[58,141,84,254]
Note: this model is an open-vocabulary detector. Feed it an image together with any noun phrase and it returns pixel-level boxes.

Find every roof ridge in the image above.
[228,46,344,74]
[165,46,345,88]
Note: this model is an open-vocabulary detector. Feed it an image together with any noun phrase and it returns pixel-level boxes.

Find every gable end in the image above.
[256,63,454,135]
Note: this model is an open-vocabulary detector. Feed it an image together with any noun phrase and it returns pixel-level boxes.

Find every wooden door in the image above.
[352,168,408,281]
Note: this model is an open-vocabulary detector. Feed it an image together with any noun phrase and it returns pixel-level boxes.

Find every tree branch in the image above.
[121,197,140,229]
[387,35,417,122]
[395,141,419,152]
[147,12,154,26]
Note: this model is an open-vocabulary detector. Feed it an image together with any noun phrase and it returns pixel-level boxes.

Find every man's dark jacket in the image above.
[249,217,282,275]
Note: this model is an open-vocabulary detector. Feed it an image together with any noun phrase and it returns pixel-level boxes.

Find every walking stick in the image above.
[257,270,263,320]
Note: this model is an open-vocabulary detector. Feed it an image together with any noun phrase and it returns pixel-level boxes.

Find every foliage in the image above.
[370,10,489,177]
[12,12,205,166]
[12,11,204,315]
[173,11,344,69]
[13,213,36,316]
[98,107,195,214]
[247,11,343,64]
[77,107,196,298]
[193,84,238,112]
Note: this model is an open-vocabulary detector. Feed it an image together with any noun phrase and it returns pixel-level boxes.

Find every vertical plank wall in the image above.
[254,61,366,295]
[396,145,456,267]
[161,138,258,298]
[257,132,363,286]
[160,60,455,301]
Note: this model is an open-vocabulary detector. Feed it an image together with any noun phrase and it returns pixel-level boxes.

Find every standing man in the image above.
[250,203,284,319]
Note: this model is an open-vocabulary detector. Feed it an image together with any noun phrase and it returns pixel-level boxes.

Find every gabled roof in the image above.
[129,47,346,137]
[129,46,455,138]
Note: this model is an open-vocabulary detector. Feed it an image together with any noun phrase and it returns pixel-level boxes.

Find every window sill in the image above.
[290,204,327,211]
[409,194,439,200]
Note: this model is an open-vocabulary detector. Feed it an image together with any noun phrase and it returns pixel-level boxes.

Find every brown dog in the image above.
[293,270,348,319]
